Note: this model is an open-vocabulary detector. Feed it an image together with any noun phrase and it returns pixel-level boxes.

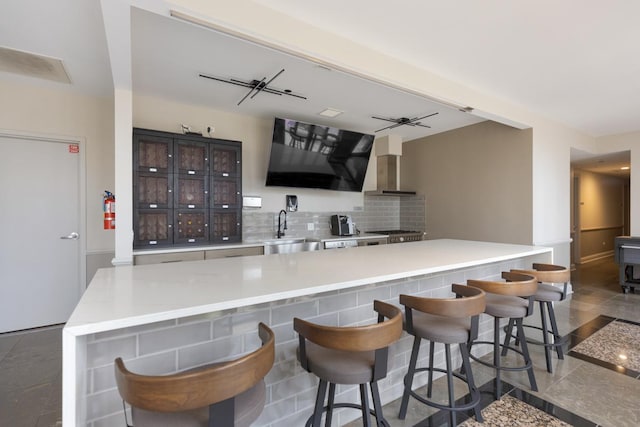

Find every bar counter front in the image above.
[63,239,553,426]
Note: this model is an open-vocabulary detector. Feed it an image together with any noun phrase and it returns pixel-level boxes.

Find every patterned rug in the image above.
[459,395,570,427]
[568,318,640,377]
[414,380,596,427]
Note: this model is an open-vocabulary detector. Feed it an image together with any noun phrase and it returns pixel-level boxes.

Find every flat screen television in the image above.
[265,117,374,192]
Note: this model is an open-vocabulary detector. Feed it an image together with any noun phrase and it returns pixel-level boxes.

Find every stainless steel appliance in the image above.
[324,240,358,250]
[614,236,640,293]
[330,215,356,236]
[366,230,424,244]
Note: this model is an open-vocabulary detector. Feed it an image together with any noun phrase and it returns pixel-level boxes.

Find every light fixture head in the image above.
[319,108,343,118]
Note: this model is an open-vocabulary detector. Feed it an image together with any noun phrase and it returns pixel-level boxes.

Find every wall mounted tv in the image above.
[265,117,375,192]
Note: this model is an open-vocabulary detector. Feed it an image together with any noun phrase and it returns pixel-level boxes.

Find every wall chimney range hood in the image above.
[365,135,417,196]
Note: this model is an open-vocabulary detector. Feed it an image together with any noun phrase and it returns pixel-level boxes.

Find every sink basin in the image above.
[263,238,321,255]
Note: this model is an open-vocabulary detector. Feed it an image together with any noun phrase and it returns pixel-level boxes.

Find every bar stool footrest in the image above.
[407,367,481,413]
[304,402,390,427]
[504,324,567,348]
[468,340,533,372]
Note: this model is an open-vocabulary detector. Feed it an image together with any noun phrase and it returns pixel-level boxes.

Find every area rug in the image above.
[459,395,571,427]
[414,380,596,427]
[569,318,640,376]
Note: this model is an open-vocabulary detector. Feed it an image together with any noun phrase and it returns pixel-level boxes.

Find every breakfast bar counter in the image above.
[63,239,553,426]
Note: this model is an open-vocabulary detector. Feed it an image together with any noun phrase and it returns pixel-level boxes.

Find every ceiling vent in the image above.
[0,46,71,84]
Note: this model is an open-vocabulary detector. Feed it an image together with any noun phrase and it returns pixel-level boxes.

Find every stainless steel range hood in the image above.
[365,135,417,196]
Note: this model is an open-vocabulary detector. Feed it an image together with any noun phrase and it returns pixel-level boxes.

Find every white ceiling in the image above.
[253,0,640,138]
[1,1,638,168]
[130,8,483,140]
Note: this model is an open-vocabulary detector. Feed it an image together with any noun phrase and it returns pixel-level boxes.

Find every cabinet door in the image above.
[134,132,173,174]
[210,143,241,177]
[134,210,173,247]
[204,246,264,259]
[135,173,172,209]
[175,210,209,245]
[210,176,240,209]
[175,139,208,176]
[210,210,241,243]
[134,251,205,265]
[175,175,208,209]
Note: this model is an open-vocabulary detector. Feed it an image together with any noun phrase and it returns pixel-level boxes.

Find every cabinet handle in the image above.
[222,173,229,177]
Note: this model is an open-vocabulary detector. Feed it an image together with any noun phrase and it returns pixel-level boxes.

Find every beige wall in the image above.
[402,121,533,244]
[595,131,640,235]
[0,80,115,253]
[575,169,626,261]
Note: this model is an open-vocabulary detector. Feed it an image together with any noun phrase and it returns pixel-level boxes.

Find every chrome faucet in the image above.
[277,209,288,238]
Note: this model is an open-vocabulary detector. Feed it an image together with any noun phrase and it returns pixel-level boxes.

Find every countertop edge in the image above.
[65,243,551,337]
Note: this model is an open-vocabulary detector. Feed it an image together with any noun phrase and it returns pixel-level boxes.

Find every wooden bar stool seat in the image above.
[467,272,538,400]
[507,263,570,373]
[294,300,403,427]
[398,284,486,426]
[114,322,275,427]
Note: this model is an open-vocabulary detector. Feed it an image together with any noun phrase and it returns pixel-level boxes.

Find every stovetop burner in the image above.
[366,230,424,243]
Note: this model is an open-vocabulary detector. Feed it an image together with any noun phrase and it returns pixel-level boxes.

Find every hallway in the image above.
[0,256,639,426]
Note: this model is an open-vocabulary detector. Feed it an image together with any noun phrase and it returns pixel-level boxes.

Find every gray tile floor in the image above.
[346,257,640,427]
[1,257,639,426]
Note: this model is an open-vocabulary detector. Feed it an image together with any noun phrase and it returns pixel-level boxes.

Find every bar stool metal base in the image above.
[305,380,390,427]
[504,300,565,373]
[469,317,538,399]
[399,339,483,426]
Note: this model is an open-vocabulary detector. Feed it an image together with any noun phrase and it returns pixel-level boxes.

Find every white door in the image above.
[0,135,82,333]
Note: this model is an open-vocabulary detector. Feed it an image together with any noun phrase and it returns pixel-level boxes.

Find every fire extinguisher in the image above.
[103,190,116,230]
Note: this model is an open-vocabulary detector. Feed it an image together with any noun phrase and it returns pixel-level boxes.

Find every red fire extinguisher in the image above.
[103,190,116,230]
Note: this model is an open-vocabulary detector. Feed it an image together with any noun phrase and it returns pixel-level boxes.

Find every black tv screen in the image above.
[265,117,374,192]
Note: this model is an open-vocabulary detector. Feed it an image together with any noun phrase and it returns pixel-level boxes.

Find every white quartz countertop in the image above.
[66,239,551,336]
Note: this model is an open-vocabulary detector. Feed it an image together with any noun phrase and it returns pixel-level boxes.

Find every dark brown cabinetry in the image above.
[133,128,242,249]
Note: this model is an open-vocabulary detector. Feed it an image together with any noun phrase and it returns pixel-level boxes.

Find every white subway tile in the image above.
[87,336,136,368]
[139,321,210,355]
[177,334,243,370]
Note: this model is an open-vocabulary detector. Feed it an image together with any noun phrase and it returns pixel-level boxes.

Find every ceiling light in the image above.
[619,354,628,360]
[621,166,630,170]
[319,108,343,118]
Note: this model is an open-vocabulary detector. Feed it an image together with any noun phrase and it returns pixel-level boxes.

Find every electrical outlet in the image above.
[307,223,314,231]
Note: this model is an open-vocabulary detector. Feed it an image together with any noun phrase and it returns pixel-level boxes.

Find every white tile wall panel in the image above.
[87,336,136,368]
[91,319,176,341]
[91,351,177,393]
[177,334,243,370]
[271,299,318,325]
[86,388,122,420]
[213,308,270,337]
[318,291,357,314]
[138,321,210,356]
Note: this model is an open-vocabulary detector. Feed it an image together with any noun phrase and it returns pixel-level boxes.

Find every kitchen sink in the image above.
[262,238,321,255]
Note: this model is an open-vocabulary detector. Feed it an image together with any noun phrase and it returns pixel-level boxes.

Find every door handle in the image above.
[60,232,79,240]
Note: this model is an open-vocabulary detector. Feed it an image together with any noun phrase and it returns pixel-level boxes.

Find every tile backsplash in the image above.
[242,194,425,240]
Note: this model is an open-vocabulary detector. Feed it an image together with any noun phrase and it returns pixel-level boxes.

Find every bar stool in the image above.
[507,263,570,373]
[114,322,274,427]
[398,284,486,426]
[467,272,538,399]
[294,300,402,427]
